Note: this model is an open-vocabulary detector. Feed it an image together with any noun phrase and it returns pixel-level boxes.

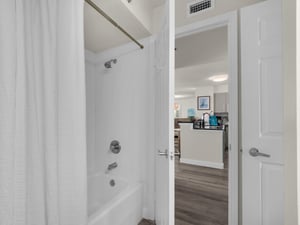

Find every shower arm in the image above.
[85,0,144,50]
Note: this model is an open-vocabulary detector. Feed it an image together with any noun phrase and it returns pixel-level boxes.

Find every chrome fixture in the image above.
[158,149,169,159]
[249,148,270,158]
[104,59,117,69]
[110,140,121,154]
[110,179,116,187]
[202,112,210,126]
[158,149,180,160]
[107,162,118,171]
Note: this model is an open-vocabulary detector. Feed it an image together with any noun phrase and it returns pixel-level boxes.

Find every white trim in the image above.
[168,1,176,224]
[297,0,300,222]
[180,158,224,169]
[176,11,235,39]
[175,11,239,225]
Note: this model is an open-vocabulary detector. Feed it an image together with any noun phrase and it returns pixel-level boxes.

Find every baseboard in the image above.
[142,207,155,221]
[180,158,224,169]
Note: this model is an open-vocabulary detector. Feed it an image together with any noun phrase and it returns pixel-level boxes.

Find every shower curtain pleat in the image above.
[0,1,87,225]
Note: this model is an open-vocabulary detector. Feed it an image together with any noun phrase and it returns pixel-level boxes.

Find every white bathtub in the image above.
[88,173,143,225]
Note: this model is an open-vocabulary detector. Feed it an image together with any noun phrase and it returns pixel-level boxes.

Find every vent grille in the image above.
[188,0,213,15]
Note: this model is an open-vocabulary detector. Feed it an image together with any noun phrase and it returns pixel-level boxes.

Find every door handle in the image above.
[249,148,270,158]
[158,149,168,158]
[174,152,181,157]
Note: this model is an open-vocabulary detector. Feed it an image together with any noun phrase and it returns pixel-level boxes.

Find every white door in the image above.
[241,0,284,224]
[154,0,175,224]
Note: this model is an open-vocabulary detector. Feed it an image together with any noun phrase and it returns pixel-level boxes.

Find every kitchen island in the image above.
[179,123,224,169]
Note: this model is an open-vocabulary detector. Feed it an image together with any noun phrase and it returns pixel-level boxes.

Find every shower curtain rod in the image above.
[85,0,144,49]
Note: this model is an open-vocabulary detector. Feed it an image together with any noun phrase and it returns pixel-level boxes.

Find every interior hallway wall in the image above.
[282,0,298,224]
[175,97,195,118]
[175,0,264,27]
[175,85,228,118]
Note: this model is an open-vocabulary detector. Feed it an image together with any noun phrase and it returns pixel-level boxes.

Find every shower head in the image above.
[104,59,117,68]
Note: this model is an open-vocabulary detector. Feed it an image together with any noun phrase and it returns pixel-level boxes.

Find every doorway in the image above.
[174,12,238,225]
[174,26,229,224]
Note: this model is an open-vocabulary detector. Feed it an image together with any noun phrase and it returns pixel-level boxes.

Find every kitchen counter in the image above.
[180,122,225,130]
[193,126,224,131]
[179,123,224,169]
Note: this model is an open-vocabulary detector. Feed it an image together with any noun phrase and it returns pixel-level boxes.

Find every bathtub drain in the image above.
[110,179,115,187]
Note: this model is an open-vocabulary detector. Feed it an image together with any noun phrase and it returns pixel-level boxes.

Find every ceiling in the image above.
[84,0,165,52]
[175,27,228,69]
[151,0,165,8]
[175,26,228,97]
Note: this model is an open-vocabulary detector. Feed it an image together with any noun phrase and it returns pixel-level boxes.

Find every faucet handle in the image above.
[110,140,121,154]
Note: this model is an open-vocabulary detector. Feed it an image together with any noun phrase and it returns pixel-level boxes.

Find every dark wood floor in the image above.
[138,219,156,225]
[139,153,228,225]
[175,153,228,225]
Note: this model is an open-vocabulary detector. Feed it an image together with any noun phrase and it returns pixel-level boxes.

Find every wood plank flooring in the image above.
[175,153,228,225]
[139,153,228,225]
[138,219,156,225]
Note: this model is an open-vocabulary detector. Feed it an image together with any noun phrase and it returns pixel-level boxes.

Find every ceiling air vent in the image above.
[187,0,214,16]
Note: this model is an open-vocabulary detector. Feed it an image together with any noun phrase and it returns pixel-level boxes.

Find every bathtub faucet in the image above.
[107,162,118,171]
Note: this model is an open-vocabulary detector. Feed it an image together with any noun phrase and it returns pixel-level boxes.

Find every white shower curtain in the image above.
[0,1,87,225]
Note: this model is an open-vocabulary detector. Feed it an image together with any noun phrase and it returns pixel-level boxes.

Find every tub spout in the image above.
[107,162,118,171]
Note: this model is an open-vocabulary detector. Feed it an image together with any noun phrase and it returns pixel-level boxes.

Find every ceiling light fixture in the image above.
[175,95,185,99]
[208,74,228,82]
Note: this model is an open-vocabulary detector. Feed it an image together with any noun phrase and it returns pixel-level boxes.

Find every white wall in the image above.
[298,2,300,223]
[175,0,263,27]
[121,0,152,33]
[85,51,97,176]
[86,38,155,219]
[180,124,224,169]
[175,85,228,118]
[175,97,195,118]
[152,5,164,34]
[282,0,298,224]
[151,0,264,33]
[214,84,228,93]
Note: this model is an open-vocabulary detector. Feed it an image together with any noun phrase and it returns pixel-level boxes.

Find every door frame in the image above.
[175,11,238,225]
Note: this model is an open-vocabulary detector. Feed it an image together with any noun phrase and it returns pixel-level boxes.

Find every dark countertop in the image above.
[193,126,224,131]
[179,123,227,131]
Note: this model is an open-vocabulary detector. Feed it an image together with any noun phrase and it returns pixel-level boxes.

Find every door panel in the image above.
[154,0,175,224]
[259,56,282,136]
[241,0,284,224]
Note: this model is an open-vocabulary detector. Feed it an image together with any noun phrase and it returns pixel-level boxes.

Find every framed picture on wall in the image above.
[197,96,210,110]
